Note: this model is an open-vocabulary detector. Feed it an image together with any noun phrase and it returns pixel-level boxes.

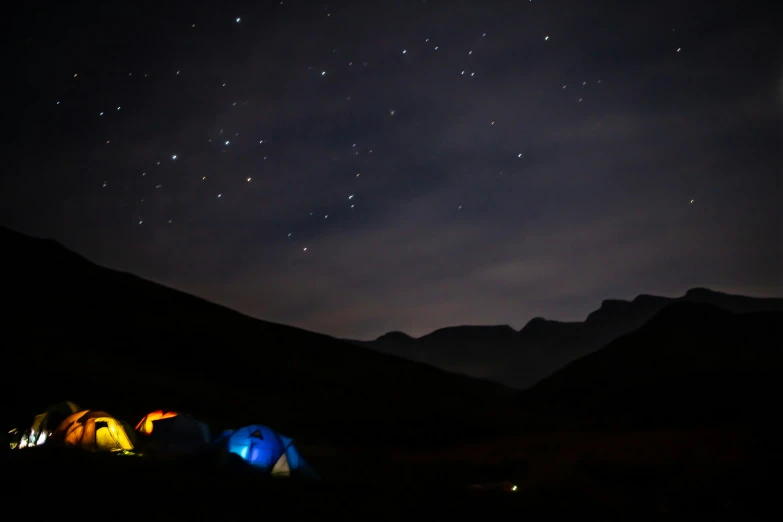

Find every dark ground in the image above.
[3,426,781,521]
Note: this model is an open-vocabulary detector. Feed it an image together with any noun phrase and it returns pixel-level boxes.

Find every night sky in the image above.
[5,1,780,340]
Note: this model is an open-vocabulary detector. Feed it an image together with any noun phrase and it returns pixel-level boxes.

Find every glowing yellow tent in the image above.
[52,410,134,452]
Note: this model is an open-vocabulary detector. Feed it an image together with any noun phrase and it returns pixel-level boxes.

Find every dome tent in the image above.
[213,425,318,479]
[52,410,135,452]
[135,410,211,453]
[13,400,80,449]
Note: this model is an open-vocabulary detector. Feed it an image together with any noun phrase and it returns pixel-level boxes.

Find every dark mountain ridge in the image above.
[352,288,783,389]
[0,225,514,455]
[516,301,783,429]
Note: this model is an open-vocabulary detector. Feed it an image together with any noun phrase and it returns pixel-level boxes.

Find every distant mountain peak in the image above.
[632,293,670,304]
[600,298,630,309]
[420,324,517,342]
[518,316,583,342]
[518,316,549,334]
[685,287,723,297]
[522,316,547,326]
[375,331,414,343]
[584,299,633,325]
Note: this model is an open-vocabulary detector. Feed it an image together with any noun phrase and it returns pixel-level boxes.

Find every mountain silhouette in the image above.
[0,226,513,454]
[352,289,782,389]
[516,302,783,429]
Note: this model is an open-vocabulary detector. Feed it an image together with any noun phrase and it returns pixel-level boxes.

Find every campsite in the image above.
[3,226,782,520]
[4,0,780,518]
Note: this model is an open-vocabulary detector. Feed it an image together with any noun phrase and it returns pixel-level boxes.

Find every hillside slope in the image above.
[517,302,783,429]
[0,226,513,451]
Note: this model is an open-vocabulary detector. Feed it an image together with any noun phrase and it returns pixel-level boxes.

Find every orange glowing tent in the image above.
[52,410,135,452]
[135,410,178,434]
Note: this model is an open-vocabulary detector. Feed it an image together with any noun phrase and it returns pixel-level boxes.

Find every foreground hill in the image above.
[352,289,783,389]
[0,226,514,467]
[517,301,783,428]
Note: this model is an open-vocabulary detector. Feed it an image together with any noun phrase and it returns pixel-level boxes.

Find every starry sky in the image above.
[4,1,781,340]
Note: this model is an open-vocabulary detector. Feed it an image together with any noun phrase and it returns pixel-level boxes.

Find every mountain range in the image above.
[350,288,783,389]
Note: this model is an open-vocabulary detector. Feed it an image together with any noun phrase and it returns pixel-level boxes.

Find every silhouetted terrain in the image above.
[4,225,782,518]
[393,303,783,517]
[517,302,783,428]
[0,226,515,470]
[352,288,783,389]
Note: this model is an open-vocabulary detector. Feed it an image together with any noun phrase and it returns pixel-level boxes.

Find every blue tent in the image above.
[214,424,319,479]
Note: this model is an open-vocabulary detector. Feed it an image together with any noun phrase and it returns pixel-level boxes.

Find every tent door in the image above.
[271,453,290,476]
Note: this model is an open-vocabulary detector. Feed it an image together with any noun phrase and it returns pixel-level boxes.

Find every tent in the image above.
[135,410,211,452]
[14,400,81,449]
[52,410,135,452]
[214,425,319,478]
